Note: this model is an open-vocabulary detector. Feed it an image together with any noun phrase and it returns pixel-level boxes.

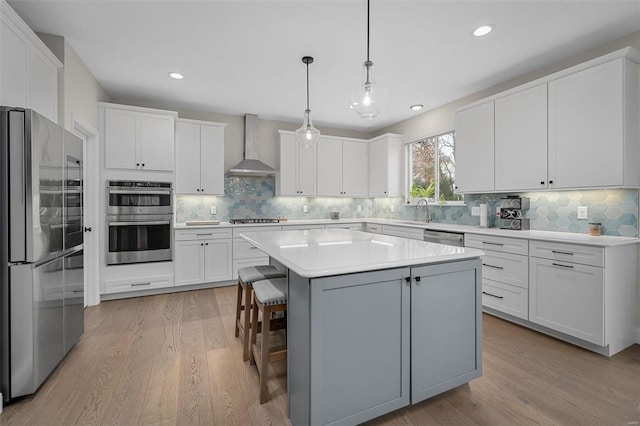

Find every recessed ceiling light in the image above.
[168,72,184,80]
[410,104,423,111]
[473,25,494,37]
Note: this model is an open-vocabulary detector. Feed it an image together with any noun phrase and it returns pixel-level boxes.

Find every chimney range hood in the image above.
[226,114,276,176]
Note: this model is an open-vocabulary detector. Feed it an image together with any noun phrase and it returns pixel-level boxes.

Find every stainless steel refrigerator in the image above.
[0,107,84,402]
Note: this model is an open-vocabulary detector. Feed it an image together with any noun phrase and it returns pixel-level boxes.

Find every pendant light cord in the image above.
[366,0,370,62]
[306,60,310,111]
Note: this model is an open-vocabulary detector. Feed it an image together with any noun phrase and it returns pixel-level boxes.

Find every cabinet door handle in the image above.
[414,276,421,282]
[136,163,140,167]
[205,242,209,246]
[551,250,573,256]
[482,263,504,270]
[552,262,574,269]
[405,277,411,283]
[197,188,200,192]
[482,291,504,299]
[540,181,545,185]
[201,243,204,246]
[482,241,504,246]
[142,163,145,167]
[131,282,151,287]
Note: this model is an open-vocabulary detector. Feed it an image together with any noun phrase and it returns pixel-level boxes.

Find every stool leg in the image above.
[249,295,260,366]
[259,305,272,404]
[242,284,253,361]
[234,279,243,337]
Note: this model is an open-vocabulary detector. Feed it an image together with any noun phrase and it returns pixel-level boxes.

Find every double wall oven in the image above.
[106,181,173,265]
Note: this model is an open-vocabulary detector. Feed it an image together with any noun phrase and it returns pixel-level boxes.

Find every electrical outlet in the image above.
[577,206,588,220]
[357,205,362,212]
[303,205,308,213]
[390,205,395,213]
[210,206,217,215]
[471,206,480,216]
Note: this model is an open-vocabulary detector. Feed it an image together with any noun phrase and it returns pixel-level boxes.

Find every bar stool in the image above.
[249,277,288,404]
[235,265,286,361]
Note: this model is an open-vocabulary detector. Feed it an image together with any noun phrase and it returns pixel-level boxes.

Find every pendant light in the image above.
[350,0,387,119]
[295,56,321,148]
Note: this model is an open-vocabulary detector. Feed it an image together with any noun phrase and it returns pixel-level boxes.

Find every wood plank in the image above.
[2,288,639,426]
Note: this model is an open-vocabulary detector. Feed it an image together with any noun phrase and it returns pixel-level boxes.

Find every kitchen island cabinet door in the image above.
[304,268,410,426]
[410,259,482,404]
[454,101,494,193]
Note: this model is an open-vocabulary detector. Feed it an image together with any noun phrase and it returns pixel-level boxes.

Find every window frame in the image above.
[405,131,465,206]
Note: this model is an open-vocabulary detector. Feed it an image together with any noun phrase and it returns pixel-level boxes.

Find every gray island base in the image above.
[240,230,484,426]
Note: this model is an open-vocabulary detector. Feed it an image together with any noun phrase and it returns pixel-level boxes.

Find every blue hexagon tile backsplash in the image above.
[175,177,638,237]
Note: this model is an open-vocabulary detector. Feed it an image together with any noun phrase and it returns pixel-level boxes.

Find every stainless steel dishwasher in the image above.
[423,229,465,246]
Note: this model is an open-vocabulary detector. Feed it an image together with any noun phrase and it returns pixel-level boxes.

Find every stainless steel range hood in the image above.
[226,114,276,176]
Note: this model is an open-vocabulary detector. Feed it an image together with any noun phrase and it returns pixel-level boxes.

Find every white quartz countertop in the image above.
[175,218,639,247]
[239,229,484,278]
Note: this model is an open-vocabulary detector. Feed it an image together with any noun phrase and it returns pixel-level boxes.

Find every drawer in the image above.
[324,223,363,230]
[482,280,528,320]
[175,228,232,241]
[232,225,282,238]
[382,225,424,240]
[105,275,173,294]
[233,238,267,259]
[481,251,528,289]
[465,233,528,255]
[365,223,382,234]
[232,257,270,280]
[529,241,604,267]
[283,224,325,231]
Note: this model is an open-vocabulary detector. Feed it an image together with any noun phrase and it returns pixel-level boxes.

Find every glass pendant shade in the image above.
[350,60,387,119]
[295,109,320,148]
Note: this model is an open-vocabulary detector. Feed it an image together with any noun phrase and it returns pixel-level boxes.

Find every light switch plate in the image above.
[210,206,217,215]
[471,206,480,216]
[577,206,588,219]
[303,205,308,213]
[357,205,362,212]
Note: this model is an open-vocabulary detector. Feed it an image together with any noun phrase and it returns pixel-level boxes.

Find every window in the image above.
[407,131,463,204]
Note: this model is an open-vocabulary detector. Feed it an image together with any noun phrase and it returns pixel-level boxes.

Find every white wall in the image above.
[38,33,110,131]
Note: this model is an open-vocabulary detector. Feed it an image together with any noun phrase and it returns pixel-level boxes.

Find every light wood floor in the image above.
[1,286,639,425]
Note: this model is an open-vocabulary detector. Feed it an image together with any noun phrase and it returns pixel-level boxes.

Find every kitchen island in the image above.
[240,229,484,426]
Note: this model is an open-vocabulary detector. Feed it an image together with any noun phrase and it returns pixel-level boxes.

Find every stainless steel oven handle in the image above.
[108,189,172,195]
[109,221,171,226]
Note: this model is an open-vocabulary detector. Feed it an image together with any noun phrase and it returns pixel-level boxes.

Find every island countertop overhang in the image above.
[239,229,484,278]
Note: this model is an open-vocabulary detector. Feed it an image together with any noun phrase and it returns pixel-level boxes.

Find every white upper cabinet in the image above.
[317,137,368,197]
[1,1,60,123]
[341,140,368,197]
[495,84,548,191]
[454,101,495,193]
[277,131,316,196]
[368,134,403,197]
[455,48,639,193]
[175,119,226,195]
[548,57,639,189]
[102,103,177,172]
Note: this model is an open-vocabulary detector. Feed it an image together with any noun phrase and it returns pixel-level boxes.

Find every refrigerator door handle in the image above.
[8,110,27,263]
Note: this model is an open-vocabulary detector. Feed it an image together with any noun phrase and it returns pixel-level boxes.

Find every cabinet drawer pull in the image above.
[551,250,573,256]
[482,242,504,246]
[197,233,213,237]
[482,263,504,270]
[482,291,504,299]
[249,246,258,249]
[552,262,574,269]
[131,282,151,287]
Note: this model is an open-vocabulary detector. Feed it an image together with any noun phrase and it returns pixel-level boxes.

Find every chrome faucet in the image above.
[416,198,432,223]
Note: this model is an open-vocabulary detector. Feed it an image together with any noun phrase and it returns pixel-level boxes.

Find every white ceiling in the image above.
[8,0,640,132]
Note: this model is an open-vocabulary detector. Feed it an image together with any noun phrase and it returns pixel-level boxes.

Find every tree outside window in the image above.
[408,131,463,204]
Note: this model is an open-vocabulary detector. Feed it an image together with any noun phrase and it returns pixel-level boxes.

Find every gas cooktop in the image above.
[229,218,280,224]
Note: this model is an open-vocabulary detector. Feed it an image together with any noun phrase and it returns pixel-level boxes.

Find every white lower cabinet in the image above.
[231,226,281,279]
[529,256,604,345]
[175,229,232,286]
[465,234,529,320]
[105,274,174,294]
